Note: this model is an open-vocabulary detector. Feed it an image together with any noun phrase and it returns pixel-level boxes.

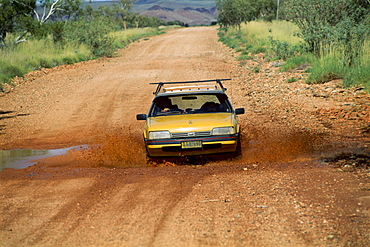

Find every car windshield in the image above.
[150,93,232,117]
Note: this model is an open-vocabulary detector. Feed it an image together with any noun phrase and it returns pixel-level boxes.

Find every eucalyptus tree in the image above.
[0,0,35,46]
[285,0,370,64]
[0,0,81,47]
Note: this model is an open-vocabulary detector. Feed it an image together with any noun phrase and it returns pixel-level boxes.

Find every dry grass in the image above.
[240,20,303,45]
[0,28,162,89]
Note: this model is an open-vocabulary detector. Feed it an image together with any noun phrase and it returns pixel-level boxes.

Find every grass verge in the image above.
[0,27,163,91]
[218,21,370,92]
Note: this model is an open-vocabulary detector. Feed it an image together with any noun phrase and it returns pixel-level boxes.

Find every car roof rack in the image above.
[150,79,231,95]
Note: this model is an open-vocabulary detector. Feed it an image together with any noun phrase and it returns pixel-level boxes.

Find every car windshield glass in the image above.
[150,94,232,116]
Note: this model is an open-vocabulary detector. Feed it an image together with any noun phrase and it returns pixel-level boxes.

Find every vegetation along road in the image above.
[0,27,369,246]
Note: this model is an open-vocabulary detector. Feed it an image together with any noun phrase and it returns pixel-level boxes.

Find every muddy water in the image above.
[0,146,87,171]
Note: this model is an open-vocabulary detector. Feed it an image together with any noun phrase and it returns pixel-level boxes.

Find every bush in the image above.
[343,63,370,91]
[285,0,369,61]
[269,37,293,60]
[64,19,116,57]
[49,22,66,45]
[280,54,316,72]
[2,64,25,78]
[269,36,310,60]
[306,56,347,84]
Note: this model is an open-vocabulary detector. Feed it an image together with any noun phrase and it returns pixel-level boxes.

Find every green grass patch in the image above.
[111,27,163,49]
[343,58,370,92]
[307,41,369,89]
[0,35,92,87]
[286,77,298,83]
[280,54,316,72]
[306,56,347,84]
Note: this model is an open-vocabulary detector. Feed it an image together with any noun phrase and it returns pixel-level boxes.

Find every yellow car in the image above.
[136,79,244,157]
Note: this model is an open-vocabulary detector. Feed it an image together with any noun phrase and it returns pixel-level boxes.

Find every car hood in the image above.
[147,113,235,133]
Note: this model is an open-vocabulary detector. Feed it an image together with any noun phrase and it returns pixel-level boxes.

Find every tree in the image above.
[54,0,82,21]
[285,0,370,64]
[0,0,35,46]
[216,0,252,28]
[216,0,276,28]
[117,0,135,12]
[109,0,136,30]
[0,0,81,47]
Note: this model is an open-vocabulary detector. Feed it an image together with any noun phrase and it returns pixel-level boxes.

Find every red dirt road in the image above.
[0,27,369,246]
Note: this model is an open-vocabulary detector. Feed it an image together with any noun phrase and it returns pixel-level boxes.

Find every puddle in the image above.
[0,146,87,171]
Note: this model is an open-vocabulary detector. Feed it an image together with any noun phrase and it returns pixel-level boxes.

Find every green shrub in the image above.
[62,56,77,65]
[269,36,310,60]
[49,21,65,45]
[237,54,253,61]
[250,45,267,54]
[286,77,298,83]
[280,54,316,72]
[269,37,293,60]
[0,60,27,86]
[2,64,25,78]
[64,19,116,57]
[39,58,56,68]
[343,63,370,91]
[306,56,347,84]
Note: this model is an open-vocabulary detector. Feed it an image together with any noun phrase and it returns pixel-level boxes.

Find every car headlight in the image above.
[212,127,235,135]
[148,131,171,140]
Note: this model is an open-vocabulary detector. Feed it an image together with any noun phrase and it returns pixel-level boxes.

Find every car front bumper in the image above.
[145,134,239,157]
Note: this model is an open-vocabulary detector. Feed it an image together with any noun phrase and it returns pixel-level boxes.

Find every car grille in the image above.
[171,131,212,139]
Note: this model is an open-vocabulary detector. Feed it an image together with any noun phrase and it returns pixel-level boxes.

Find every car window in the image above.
[150,94,232,116]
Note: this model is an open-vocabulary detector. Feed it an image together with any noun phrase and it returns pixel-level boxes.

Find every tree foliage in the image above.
[0,0,35,46]
[0,0,165,55]
[285,0,370,64]
[216,0,276,28]
[50,0,164,56]
[64,16,116,57]
[0,0,82,46]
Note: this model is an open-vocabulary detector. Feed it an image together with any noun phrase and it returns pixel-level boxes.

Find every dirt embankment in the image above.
[0,27,369,246]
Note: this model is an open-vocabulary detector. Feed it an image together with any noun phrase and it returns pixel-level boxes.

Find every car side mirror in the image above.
[235,108,245,115]
[136,114,147,120]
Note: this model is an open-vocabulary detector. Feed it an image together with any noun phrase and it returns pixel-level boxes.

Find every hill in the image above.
[84,1,217,25]
[139,5,217,25]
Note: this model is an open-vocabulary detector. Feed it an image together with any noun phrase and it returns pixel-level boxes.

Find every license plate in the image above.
[181,141,202,149]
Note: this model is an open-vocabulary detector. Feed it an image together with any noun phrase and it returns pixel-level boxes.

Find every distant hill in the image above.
[139,5,217,26]
[84,1,218,26]
[135,0,215,9]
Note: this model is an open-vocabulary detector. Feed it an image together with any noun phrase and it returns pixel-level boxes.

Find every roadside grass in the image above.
[280,54,316,72]
[0,37,91,88]
[241,20,302,45]
[344,62,370,90]
[219,21,370,91]
[292,50,369,91]
[219,21,308,62]
[308,41,370,90]
[0,27,163,91]
[111,27,165,49]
